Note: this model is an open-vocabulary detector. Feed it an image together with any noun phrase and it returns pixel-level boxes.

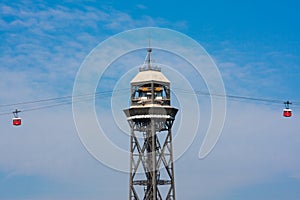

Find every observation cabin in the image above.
[130,65,171,108]
[124,47,178,122]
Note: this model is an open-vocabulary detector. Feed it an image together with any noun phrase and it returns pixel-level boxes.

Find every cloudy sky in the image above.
[1,0,300,199]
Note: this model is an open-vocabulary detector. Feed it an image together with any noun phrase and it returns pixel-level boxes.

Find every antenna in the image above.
[139,33,160,72]
[148,31,151,50]
[147,32,152,70]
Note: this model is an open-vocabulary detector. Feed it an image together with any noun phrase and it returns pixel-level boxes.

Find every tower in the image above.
[124,48,178,200]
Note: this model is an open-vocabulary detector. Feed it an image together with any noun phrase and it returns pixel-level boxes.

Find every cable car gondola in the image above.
[283,101,292,117]
[12,109,22,126]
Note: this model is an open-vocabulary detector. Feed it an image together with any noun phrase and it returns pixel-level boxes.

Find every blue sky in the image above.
[1,0,300,199]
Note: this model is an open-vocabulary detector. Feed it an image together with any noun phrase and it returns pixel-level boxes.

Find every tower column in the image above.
[151,119,157,200]
[124,49,178,200]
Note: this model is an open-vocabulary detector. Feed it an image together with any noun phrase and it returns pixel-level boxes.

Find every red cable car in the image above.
[12,109,22,126]
[13,117,22,126]
[283,108,292,117]
[283,101,292,117]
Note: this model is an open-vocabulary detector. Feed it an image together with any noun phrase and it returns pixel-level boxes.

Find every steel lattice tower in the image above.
[124,48,178,200]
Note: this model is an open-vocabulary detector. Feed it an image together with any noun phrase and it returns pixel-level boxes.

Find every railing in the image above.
[131,98,170,106]
[139,65,161,72]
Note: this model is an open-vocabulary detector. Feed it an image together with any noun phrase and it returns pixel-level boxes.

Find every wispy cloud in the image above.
[176,102,300,199]
[211,42,300,100]
[0,1,187,99]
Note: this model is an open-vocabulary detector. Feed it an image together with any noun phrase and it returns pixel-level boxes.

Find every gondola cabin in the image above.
[13,117,22,126]
[283,108,292,117]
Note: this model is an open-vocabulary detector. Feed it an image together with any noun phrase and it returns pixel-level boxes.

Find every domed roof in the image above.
[131,69,170,84]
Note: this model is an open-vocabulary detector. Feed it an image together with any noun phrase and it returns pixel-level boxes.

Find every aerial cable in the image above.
[172,88,300,106]
[0,89,129,116]
[0,88,298,117]
[0,89,129,108]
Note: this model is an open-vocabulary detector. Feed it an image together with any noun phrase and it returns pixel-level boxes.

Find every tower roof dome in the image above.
[130,69,170,85]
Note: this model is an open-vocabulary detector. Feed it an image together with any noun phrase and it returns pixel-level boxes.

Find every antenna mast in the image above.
[147,35,152,70]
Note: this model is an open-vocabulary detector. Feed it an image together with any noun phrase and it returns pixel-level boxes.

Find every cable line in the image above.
[173,88,300,106]
[0,89,129,108]
[0,89,130,116]
[0,87,299,118]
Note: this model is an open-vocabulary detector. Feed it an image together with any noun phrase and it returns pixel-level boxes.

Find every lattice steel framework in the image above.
[124,48,178,200]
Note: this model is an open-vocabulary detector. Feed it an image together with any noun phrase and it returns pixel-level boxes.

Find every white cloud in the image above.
[136,4,147,10]
[291,173,300,180]
[211,40,300,102]
[0,1,188,99]
[175,102,300,199]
